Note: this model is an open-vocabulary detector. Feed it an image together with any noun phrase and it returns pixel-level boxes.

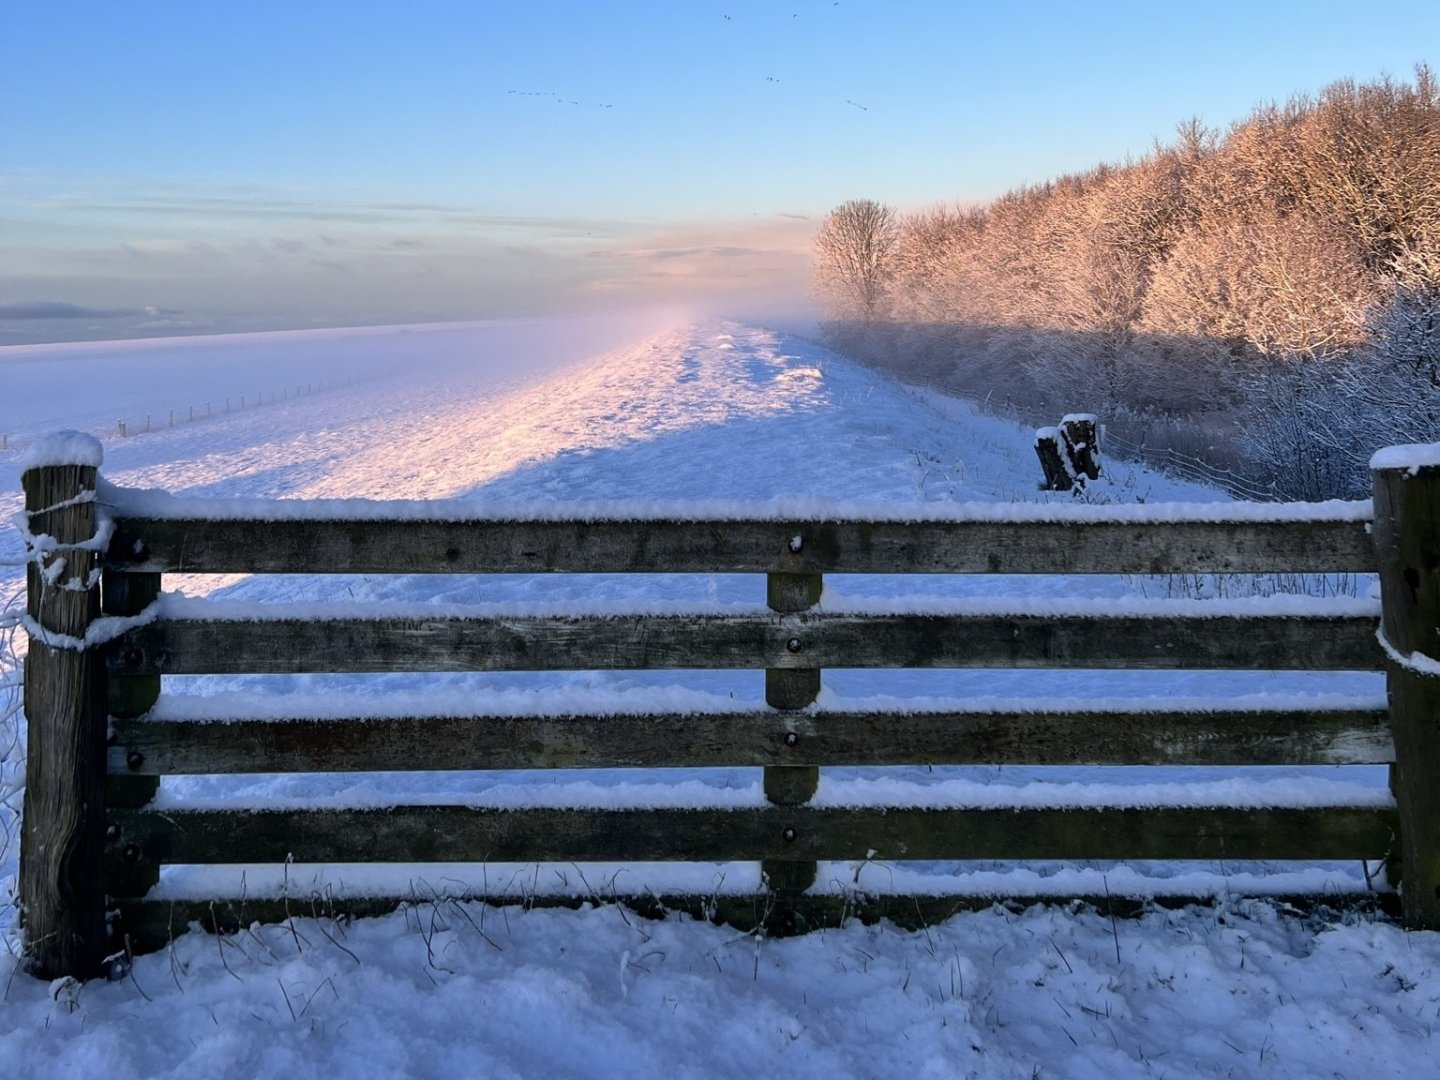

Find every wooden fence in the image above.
[17,441,1440,979]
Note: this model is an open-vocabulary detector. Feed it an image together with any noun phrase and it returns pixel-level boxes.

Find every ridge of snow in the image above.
[18,430,103,471]
[152,591,1382,622]
[147,775,1390,813]
[100,479,1372,524]
[141,687,1390,723]
[1370,441,1440,471]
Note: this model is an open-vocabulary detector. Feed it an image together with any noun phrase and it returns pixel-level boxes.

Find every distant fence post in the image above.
[1372,448,1440,929]
[20,436,110,978]
[763,561,821,925]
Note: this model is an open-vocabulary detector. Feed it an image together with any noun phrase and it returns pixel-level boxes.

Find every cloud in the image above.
[578,216,816,306]
[0,300,136,320]
[594,244,764,261]
[0,299,190,344]
[35,187,655,241]
[1,172,825,344]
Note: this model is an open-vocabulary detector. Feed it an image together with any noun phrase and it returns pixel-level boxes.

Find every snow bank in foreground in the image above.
[1,902,1434,1080]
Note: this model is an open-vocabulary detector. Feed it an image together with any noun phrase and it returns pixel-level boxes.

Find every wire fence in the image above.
[895,374,1285,502]
[1102,432,1282,502]
[0,374,377,460]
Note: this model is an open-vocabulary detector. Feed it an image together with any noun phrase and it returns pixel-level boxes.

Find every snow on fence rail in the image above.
[16,433,1440,979]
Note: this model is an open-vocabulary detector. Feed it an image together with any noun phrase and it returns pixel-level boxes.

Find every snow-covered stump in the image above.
[1060,414,1101,482]
[1371,445,1440,930]
[763,569,821,921]
[19,434,111,979]
[1034,428,1073,492]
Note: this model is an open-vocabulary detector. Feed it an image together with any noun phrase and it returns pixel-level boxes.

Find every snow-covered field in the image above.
[1,320,1435,1078]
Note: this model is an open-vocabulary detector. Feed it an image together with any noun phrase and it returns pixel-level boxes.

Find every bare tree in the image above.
[813,199,899,320]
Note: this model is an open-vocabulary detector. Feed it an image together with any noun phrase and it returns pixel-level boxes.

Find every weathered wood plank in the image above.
[20,461,109,980]
[106,706,1395,776]
[1373,457,1440,929]
[104,514,1377,576]
[103,570,161,725]
[104,805,1396,868]
[103,574,161,796]
[101,568,162,898]
[763,570,822,895]
[107,611,1383,675]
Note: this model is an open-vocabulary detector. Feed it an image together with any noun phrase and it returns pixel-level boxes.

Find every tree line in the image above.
[814,67,1440,498]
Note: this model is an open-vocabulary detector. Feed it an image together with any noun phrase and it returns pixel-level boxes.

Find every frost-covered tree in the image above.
[1369,250,1440,378]
[813,199,899,321]
[815,67,1440,495]
[1237,251,1440,499]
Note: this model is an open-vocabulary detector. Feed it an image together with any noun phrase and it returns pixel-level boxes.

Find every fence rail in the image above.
[110,609,1381,675]
[18,434,1440,980]
[108,511,1376,575]
[108,702,1393,774]
[104,805,1393,868]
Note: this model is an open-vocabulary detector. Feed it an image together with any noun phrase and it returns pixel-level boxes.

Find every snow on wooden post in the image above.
[1034,428,1073,491]
[1061,414,1101,482]
[1371,443,1440,929]
[19,433,110,979]
[763,560,822,919]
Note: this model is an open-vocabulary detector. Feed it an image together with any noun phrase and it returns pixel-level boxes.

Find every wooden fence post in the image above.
[20,436,109,978]
[1372,449,1440,929]
[102,565,162,906]
[763,568,821,925]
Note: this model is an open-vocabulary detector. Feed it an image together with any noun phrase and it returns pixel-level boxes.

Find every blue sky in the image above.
[3,1,1437,343]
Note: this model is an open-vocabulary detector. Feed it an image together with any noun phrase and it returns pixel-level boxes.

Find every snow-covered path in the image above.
[1,319,1431,1079]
